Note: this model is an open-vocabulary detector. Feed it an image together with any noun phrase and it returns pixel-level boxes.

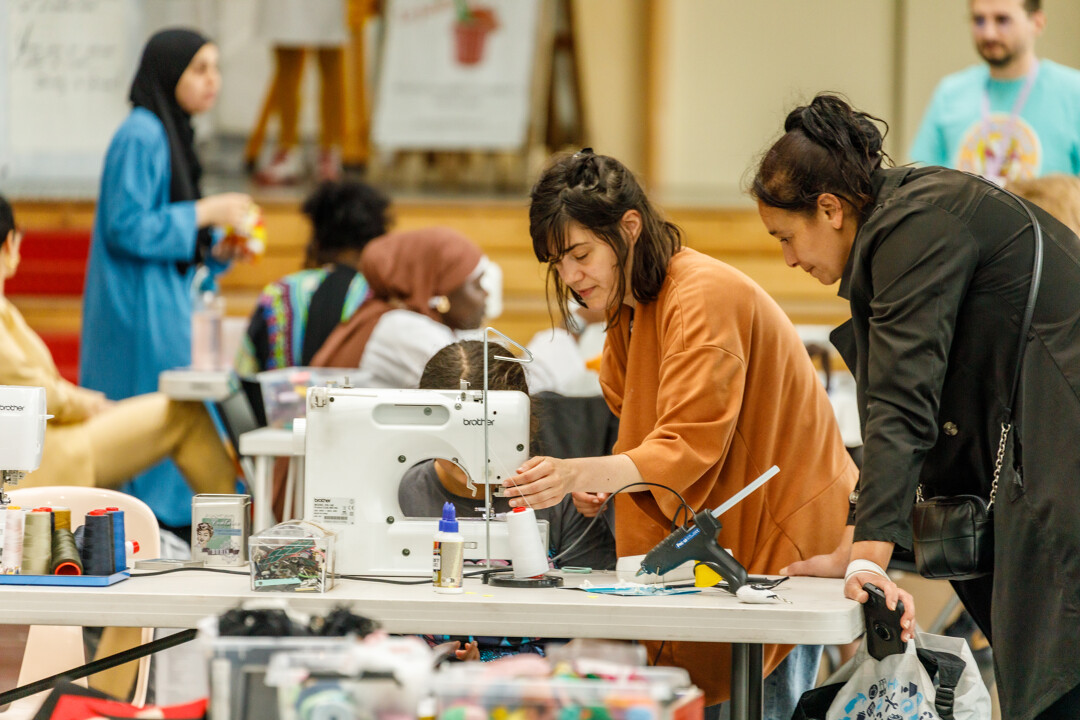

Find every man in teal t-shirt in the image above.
[910,0,1080,183]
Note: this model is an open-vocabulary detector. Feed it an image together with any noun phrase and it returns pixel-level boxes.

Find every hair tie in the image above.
[570,150,602,191]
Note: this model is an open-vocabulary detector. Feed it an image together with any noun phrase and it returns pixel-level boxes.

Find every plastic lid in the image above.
[88,509,108,516]
[105,507,120,512]
[439,502,459,533]
[512,507,526,513]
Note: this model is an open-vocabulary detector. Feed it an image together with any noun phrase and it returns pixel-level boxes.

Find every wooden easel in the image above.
[368,0,586,193]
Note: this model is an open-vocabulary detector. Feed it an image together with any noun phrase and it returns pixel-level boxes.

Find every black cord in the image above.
[129,567,250,577]
[651,640,667,666]
[336,567,507,584]
[336,575,431,585]
[129,564,510,584]
[552,481,693,565]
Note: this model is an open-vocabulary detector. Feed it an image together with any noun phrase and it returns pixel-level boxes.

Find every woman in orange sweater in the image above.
[505,150,858,714]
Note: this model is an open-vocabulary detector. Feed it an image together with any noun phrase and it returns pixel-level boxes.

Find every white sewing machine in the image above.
[299,385,545,576]
[0,386,48,505]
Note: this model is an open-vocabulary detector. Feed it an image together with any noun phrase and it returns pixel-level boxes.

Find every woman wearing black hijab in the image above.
[80,29,251,529]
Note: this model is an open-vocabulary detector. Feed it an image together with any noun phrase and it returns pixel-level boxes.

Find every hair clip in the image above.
[429,295,451,314]
[572,147,594,158]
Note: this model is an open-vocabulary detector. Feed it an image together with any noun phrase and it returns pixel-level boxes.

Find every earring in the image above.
[429,295,451,314]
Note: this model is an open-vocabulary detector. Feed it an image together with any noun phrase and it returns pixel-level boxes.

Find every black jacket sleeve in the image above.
[854,204,980,546]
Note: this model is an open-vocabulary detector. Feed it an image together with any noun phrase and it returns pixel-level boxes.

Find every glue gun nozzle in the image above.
[635,568,646,577]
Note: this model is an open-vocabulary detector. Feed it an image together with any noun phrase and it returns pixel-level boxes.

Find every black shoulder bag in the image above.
[911,186,1044,581]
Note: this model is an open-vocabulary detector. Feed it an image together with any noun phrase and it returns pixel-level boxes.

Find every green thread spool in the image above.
[22,511,53,575]
[52,507,72,531]
[51,528,82,575]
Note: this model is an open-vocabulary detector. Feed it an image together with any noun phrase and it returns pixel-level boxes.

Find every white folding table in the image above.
[0,571,861,720]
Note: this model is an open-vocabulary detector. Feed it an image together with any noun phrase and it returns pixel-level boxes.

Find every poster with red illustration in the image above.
[372,0,541,150]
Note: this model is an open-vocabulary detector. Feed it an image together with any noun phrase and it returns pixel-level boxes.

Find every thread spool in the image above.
[52,507,71,531]
[22,510,53,575]
[2,507,23,574]
[32,507,55,533]
[81,510,115,576]
[507,507,549,579]
[51,528,83,575]
[105,507,126,572]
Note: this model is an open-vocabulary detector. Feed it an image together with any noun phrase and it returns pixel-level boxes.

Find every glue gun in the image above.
[636,465,780,595]
[637,508,748,593]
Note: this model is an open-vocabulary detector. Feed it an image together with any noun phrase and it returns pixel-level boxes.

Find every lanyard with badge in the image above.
[979,62,1039,185]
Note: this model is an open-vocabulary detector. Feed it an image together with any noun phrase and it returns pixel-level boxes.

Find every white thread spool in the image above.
[507,507,548,579]
[2,507,25,574]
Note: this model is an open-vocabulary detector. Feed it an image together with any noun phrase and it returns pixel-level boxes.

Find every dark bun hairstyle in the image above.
[751,93,890,217]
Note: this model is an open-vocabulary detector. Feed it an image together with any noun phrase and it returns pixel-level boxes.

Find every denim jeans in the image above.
[704,644,823,720]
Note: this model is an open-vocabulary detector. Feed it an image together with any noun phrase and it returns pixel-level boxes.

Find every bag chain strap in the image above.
[988,422,1009,512]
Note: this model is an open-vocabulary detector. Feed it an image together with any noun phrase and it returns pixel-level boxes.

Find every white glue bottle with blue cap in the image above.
[433,502,464,593]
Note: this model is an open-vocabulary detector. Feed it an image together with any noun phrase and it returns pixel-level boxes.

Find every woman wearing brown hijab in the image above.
[312,227,490,386]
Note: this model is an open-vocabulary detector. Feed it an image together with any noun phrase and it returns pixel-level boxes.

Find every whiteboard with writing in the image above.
[0,0,138,195]
[372,0,541,151]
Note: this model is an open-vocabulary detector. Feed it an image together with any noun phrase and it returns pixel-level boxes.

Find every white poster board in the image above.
[372,0,541,151]
[0,0,137,195]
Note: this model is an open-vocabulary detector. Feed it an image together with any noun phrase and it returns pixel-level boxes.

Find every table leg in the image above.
[731,643,748,720]
[729,643,764,720]
[748,643,763,719]
[252,455,273,532]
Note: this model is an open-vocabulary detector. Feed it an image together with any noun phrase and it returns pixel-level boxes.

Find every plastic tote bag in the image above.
[792,631,991,720]
[827,640,940,720]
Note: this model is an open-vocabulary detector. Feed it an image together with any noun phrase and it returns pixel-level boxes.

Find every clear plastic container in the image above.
[256,368,372,429]
[249,520,336,593]
[265,636,433,720]
[192,291,226,371]
[200,615,356,720]
[432,662,701,720]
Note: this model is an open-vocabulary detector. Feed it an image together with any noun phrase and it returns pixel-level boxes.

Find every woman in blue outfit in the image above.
[80,29,252,532]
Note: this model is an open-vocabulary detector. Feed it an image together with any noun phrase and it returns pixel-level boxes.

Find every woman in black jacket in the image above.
[752,94,1080,720]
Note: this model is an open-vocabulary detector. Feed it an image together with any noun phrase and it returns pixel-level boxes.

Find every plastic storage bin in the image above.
[265,636,433,720]
[256,368,371,428]
[433,662,703,720]
[203,622,355,720]
[249,520,336,593]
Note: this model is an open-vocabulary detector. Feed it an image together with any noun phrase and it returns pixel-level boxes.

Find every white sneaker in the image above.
[255,147,305,185]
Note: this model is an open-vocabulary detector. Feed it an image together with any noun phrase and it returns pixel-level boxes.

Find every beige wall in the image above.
[572,0,1080,206]
[650,0,898,204]
[571,0,648,175]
